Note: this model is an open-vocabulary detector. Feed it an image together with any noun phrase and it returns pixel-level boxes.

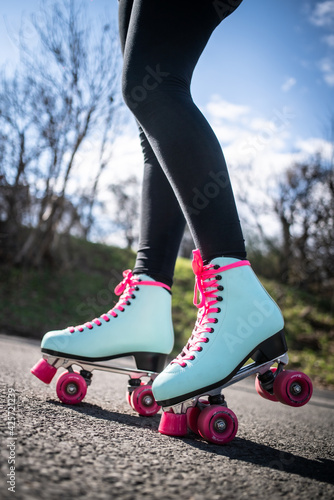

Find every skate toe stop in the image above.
[31,358,57,384]
[158,411,187,436]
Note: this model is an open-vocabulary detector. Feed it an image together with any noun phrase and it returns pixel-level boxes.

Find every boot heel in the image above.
[252,330,288,363]
[134,352,168,372]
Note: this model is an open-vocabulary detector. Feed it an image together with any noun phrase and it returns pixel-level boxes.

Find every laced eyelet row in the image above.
[172,255,225,367]
[173,253,251,368]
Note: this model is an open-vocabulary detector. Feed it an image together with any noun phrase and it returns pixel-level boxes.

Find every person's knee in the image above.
[122,68,145,112]
[122,63,171,114]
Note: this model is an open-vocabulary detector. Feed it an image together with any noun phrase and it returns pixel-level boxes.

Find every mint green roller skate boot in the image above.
[31,270,174,415]
[153,249,312,444]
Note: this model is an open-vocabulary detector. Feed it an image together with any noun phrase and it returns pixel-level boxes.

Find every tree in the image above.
[273,152,334,294]
[109,176,140,249]
[232,142,333,300]
[0,0,122,266]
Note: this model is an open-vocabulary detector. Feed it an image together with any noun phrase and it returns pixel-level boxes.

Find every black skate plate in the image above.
[41,348,167,373]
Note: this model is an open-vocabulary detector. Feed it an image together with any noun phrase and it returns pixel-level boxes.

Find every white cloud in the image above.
[250,118,277,131]
[281,77,296,92]
[211,124,245,144]
[204,97,296,188]
[66,125,142,196]
[206,95,250,122]
[305,2,334,87]
[310,0,334,26]
[294,137,333,157]
[73,97,333,245]
[319,57,334,86]
[103,129,142,183]
[323,34,334,47]
[62,122,143,246]
[204,95,332,236]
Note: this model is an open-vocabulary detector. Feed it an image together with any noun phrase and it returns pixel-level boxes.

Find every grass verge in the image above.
[1,238,333,388]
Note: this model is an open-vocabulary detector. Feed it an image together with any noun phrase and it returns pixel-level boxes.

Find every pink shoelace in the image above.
[172,249,250,367]
[68,269,170,333]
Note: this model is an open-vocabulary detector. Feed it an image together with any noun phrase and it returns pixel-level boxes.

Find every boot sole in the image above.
[156,329,287,407]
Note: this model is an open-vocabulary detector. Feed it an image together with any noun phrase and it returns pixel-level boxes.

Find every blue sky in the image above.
[195,0,334,140]
[1,0,333,243]
[1,0,333,139]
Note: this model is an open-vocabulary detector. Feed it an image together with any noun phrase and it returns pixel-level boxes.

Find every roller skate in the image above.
[31,269,174,416]
[152,250,313,444]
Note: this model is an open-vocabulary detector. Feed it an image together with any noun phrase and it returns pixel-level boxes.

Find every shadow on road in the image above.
[46,398,334,486]
[186,437,333,486]
[46,398,161,431]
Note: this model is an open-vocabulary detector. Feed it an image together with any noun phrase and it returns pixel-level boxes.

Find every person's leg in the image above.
[119,0,186,288]
[133,139,186,287]
[118,0,287,413]
[35,0,196,367]
[122,0,246,264]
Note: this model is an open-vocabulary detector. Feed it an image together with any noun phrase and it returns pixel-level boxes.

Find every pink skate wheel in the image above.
[158,411,188,437]
[56,371,87,405]
[197,405,238,445]
[187,399,210,434]
[127,391,132,407]
[187,406,201,434]
[255,367,279,402]
[130,385,161,416]
[273,370,313,407]
[31,358,57,384]
[127,381,145,410]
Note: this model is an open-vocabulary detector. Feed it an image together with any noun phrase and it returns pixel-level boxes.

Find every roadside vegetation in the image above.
[1,1,333,390]
[1,238,332,388]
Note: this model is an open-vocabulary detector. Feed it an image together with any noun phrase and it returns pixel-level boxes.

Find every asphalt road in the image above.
[0,333,333,500]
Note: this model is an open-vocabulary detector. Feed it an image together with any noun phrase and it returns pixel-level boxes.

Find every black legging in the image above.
[118,0,246,287]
